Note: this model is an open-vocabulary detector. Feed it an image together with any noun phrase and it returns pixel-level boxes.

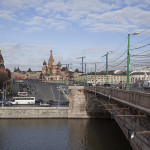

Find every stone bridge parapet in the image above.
[85,86,150,115]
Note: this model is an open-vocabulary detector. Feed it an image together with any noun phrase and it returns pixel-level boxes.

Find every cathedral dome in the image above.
[52,60,57,66]
[43,61,47,65]
[57,61,61,66]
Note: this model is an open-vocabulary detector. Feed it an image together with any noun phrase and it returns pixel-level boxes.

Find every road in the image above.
[12,79,69,107]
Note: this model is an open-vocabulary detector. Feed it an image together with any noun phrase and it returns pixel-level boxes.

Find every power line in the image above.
[130,43,150,50]
[138,26,150,34]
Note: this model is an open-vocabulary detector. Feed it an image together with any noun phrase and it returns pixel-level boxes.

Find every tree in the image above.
[75,69,79,73]
[0,71,10,88]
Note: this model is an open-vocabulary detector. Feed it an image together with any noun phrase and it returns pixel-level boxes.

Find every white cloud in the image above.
[0,43,50,71]
[25,16,45,25]
[80,7,150,32]
[24,26,43,32]
[1,0,42,9]
[0,0,150,33]
[0,10,16,20]
[0,42,107,71]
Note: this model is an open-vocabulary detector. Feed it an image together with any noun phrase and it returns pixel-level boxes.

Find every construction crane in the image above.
[76,56,86,73]
[80,63,87,73]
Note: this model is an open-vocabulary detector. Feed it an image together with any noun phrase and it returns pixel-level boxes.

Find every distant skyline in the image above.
[0,0,150,72]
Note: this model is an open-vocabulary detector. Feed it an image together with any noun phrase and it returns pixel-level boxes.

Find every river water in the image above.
[0,119,132,150]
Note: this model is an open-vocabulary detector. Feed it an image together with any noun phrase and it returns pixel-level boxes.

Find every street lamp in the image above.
[102,51,114,84]
[2,79,11,107]
[127,32,139,89]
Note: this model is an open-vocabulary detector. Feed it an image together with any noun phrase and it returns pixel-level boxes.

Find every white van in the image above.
[143,80,150,89]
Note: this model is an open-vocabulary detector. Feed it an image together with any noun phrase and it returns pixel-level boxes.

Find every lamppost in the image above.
[139,71,140,88]
[127,32,139,89]
[95,63,96,86]
[59,88,60,107]
[102,51,114,84]
[2,79,11,107]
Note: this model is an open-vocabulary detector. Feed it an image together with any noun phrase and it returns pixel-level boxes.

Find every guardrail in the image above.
[85,86,150,112]
[60,87,70,101]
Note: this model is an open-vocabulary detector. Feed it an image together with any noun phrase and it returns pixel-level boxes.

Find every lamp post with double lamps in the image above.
[127,32,139,89]
[102,51,114,84]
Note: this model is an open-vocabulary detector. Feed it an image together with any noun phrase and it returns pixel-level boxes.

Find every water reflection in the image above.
[0,119,132,150]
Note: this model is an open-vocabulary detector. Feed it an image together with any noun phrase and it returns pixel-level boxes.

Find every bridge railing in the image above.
[85,86,150,110]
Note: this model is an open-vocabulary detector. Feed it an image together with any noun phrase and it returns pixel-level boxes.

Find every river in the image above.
[0,119,132,150]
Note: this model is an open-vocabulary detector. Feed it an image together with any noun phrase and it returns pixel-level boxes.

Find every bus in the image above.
[18,92,28,96]
[11,97,35,105]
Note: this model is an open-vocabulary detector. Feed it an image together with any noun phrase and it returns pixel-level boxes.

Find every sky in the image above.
[0,0,150,72]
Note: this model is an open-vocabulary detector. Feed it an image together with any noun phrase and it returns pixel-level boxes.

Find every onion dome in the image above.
[52,60,57,66]
[57,61,61,66]
[43,61,47,65]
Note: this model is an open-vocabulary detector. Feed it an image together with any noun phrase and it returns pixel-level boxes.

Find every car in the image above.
[4,101,12,106]
[35,99,43,103]
[0,101,12,106]
[46,100,54,105]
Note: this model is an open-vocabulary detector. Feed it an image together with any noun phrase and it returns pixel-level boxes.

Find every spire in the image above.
[50,49,53,59]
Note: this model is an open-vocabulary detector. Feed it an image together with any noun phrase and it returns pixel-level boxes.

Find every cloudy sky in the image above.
[0,0,150,72]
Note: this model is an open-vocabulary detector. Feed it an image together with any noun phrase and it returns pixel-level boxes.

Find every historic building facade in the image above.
[12,67,42,79]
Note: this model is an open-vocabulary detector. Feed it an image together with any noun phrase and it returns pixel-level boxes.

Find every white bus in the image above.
[18,92,28,96]
[11,97,35,105]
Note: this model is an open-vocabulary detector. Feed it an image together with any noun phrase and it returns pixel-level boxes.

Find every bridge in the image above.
[68,86,150,150]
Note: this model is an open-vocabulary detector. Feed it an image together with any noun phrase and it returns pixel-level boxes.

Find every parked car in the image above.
[4,101,12,106]
[46,100,54,105]
[0,101,12,106]
[143,80,150,89]
[35,99,43,103]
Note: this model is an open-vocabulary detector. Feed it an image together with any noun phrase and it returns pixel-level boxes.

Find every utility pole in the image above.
[87,72,88,84]
[102,52,109,84]
[90,69,92,84]
[85,63,86,73]
[76,56,86,73]
[106,52,108,84]
[139,72,140,88]
[95,63,96,86]
[127,34,130,87]
[127,32,139,89]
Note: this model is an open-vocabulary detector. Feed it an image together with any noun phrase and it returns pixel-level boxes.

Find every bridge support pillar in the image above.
[68,86,89,118]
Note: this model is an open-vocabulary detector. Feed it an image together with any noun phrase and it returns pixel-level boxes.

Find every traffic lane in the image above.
[13,80,68,102]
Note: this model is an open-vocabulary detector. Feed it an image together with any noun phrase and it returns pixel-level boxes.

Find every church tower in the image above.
[42,61,47,75]
[47,49,53,74]
[57,61,61,75]
[52,60,57,75]
[0,50,5,71]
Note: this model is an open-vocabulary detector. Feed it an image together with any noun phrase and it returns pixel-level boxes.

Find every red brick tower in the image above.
[0,50,6,72]
[52,60,57,75]
[47,49,53,74]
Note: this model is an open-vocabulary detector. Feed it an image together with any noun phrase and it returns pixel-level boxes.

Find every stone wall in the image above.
[0,107,68,118]
[68,86,90,118]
